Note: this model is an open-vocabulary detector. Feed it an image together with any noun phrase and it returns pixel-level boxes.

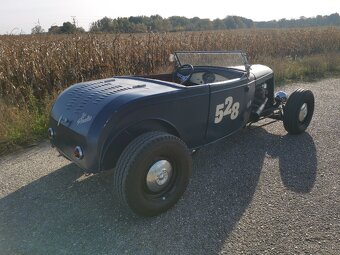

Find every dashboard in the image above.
[190,72,229,84]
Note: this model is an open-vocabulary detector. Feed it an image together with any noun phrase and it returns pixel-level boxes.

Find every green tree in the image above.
[60,22,77,34]
[31,25,45,34]
[90,17,115,32]
[48,25,61,34]
[88,13,340,33]
[48,22,85,34]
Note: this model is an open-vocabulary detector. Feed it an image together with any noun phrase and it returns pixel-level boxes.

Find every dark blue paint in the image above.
[49,64,274,172]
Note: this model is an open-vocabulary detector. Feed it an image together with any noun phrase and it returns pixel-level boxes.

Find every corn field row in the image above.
[0,27,339,105]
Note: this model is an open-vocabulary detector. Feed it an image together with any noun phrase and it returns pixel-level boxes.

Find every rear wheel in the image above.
[283,89,314,134]
[113,131,192,216]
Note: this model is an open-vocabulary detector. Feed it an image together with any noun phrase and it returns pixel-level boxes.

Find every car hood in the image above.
[250,64,273,79]
[50,77,179,135]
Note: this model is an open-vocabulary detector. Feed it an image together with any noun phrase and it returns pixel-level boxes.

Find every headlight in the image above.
[275,91,288,103]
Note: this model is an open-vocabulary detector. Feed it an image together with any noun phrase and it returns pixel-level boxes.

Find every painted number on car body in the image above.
[214,96,240,124]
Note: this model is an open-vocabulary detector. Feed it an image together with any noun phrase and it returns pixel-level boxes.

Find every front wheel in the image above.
[113,131,192,216]
[283,89,315,134]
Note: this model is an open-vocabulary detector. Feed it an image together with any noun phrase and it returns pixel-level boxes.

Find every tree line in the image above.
[89,15,254,33]
[32,13,340,34]
[256,13,340,28]
[31,22,85,35]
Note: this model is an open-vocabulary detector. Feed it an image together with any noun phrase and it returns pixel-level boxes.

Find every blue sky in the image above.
[0,0,339,34]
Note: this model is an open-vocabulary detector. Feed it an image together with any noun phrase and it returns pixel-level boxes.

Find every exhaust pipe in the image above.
[256,98,268,116]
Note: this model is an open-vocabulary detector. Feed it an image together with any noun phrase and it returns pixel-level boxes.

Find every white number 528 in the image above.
[214,96,240,124]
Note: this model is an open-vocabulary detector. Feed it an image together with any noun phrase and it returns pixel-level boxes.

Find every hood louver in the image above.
[65,80,134,114]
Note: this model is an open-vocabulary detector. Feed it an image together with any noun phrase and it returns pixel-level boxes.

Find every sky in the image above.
[0,0,339,34]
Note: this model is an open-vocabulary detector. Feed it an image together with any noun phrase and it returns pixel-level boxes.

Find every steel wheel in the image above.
[113,131,192,216]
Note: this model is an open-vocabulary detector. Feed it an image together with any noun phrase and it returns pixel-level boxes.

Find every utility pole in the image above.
[71,16,77,27]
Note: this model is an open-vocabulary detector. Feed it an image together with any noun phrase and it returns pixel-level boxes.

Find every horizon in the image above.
[0,0,339,34]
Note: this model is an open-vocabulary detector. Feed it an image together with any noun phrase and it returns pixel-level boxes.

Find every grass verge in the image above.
[0,92,54,155]
[261,53,340,85]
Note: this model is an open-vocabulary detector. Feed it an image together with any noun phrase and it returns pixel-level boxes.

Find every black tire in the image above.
[283,89,314,134]
[113,131,192,216]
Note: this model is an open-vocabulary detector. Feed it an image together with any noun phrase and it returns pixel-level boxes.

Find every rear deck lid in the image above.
[50,77,178,135]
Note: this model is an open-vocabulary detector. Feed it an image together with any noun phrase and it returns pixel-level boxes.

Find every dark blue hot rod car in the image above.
[48,51,314,216]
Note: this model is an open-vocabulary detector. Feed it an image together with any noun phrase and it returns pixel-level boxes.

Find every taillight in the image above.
[48,128,55,139]
[74,146,84,159]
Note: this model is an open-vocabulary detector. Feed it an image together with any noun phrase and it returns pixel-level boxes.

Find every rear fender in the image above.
[100,119,180,171]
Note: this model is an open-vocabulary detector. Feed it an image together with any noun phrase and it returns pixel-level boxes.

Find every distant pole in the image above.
[71,16,77,27]
[10,27,19,35]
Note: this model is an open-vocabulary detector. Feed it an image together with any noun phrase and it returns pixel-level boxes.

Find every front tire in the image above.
[113,131,192,216]
[283,89,314,134]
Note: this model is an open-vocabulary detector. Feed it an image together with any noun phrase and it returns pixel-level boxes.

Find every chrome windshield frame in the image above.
[174,51,249,70]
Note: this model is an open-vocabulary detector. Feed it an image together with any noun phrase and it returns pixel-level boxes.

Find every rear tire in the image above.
[283,89,314,134]
[113,131,192,216]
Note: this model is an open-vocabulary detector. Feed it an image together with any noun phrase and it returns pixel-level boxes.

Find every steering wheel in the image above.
[173,64,194,85]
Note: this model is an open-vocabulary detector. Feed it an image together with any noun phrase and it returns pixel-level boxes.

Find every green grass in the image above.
[0,92,52,155]
[0,53,340,155]
[263,53,340,85]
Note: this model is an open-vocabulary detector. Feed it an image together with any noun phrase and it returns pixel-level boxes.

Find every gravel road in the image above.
[0,79,339,255]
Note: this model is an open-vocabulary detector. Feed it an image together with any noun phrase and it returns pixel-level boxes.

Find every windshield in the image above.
[174,51,248,69]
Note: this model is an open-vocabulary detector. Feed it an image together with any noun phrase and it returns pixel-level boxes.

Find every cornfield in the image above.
[1,27,340,105]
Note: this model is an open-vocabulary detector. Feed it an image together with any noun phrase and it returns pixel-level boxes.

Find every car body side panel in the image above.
[206,76,256,142]
[97,85,210,156]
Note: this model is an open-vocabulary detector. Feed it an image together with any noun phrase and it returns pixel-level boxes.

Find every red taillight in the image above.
[74,146,84,159]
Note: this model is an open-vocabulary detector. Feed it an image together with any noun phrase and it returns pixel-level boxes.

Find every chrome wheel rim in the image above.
[146,160,173,193]
[299,103,308,122]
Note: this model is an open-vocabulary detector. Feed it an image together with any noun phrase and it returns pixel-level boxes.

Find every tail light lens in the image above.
[48,128,55,139]
[74,146,84,159]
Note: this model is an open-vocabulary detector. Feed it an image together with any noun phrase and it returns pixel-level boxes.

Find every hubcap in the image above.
[146,160,173,193]
[299,103,308,122]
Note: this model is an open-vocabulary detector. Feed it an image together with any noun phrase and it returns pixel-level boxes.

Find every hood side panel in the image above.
[250,64,273,81]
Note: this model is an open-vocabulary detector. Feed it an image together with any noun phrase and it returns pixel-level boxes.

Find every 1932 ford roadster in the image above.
[48,51,314,216]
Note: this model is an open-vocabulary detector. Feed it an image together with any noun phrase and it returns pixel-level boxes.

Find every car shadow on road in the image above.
[0,128,317,255]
